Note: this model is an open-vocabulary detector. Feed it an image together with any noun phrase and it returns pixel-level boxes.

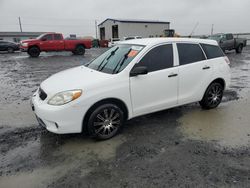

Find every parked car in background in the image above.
[209,33,247,53]
[124,36,142,40]
[108,36,143,47]
[108,38,121,47]
[0,40,19,53]
[20,33,92,57]
[32,38,230,140]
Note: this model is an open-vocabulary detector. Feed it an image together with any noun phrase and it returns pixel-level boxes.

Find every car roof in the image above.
[120,37,218,46]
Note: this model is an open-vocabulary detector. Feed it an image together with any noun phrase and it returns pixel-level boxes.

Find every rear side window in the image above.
[138,44,173,72]
[201,43,225,59]
[177,43,205,65]
[54,34,62,40]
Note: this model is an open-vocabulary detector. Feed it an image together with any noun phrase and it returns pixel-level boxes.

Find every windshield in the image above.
[85,44,144,74]
[36,34,46,39]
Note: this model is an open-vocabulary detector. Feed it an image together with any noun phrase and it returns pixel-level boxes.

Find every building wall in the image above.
[119,22,169,39]
[98,20,170,40]
[0,36,37,42]
[98,19,117,40]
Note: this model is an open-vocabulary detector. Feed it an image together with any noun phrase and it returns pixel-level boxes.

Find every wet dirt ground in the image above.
[1,48,250,187]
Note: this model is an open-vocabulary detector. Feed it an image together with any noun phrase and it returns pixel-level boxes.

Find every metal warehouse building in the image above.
[98,18,170,40]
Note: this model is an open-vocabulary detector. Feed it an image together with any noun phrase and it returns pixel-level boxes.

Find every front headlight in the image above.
[22,42,28,47]
[48,90,82,106]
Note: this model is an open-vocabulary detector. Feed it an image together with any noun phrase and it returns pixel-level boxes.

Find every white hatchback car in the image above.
[32,38,231,140]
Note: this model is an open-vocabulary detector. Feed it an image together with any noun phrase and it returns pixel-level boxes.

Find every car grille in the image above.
[39,88,47,101]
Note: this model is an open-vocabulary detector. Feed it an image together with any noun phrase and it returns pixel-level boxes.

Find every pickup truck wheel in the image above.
[28,47,40,57]
[87,104,124,140]
[199,82,223,110]
[74,45,85,55]
[236,44,243,54]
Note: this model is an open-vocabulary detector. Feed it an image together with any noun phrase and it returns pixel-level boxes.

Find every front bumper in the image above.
[20,47,28,52]
[31,90,88,134]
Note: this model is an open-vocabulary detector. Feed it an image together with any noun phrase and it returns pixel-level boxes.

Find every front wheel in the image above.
[87,104,124,140]
[7,47,14,53]
[199,82,223,110]
[28,47,40,57]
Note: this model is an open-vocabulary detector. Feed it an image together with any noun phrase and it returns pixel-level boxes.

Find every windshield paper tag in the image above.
[128,50,139,57]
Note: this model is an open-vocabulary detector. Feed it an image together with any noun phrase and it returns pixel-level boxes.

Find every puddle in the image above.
[179,97,250,148]
[0,134,126,188]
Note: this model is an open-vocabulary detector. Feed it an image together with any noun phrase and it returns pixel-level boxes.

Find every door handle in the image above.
[168,73,178,78]
[203,66,210,70]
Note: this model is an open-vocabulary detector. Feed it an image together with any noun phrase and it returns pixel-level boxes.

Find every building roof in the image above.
[98,18,170,26]
[0,32,46,37]
[120,37,218,46]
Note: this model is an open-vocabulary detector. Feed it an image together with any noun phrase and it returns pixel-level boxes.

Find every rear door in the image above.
[177,43,213,104]
[130,44,178,117]
[53,34,64,51]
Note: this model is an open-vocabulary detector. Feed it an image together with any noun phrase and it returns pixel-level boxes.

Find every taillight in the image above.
[224,56,230,65]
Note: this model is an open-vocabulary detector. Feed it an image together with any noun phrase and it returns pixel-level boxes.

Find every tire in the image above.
[87,103,124,140]
[73,45,85,55]
[7,47,14,53]
[28,46,40,57]
[199,82,223,110]
[236,44,243,54]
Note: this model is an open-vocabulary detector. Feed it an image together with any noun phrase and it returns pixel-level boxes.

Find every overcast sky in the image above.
[0,0,249,37]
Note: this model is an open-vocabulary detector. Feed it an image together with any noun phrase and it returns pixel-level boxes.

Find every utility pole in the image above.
[18,17,23,32]
[211,24,214,35]
[95,20,98,39]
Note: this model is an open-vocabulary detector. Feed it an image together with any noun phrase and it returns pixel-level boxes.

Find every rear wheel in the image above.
[87,104,124,140]
[73,45,85,55]
[236,44,243,54]
[28,46,40,57]
[199,82,223,109]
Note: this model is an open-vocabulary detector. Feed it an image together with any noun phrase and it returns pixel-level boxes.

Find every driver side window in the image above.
[42,34,53,41]
[137,44,173,73]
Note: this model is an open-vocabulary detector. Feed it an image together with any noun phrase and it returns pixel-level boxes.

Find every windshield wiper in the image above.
[112,48,132,74]
[97,47,119,71]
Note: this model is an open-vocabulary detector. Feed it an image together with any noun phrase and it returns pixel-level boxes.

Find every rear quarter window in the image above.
[201,43,225,59]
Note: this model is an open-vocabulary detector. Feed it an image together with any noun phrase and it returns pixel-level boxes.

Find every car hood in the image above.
[21,39,39,43]
[40,66,111,94]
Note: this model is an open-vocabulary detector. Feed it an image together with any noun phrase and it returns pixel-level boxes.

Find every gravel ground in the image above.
[0,47,250,188]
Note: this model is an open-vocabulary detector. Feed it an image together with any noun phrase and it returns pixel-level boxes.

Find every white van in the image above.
[32,38,231,140]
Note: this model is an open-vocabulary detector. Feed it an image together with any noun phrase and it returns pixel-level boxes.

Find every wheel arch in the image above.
[202,78,226,97]
[28,45,40,51]
[82,98,129,133]
[75,43,86,49]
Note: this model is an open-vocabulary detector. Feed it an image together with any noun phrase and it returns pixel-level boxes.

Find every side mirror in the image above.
[41,38,47,41]
[130,66,148,77]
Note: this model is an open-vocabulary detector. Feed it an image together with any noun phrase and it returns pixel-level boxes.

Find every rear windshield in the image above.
[201,43,225,59]
[85,44,144,74]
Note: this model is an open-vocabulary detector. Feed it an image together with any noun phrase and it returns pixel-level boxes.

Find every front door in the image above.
[130,44,178,117]
[39,34,53,51]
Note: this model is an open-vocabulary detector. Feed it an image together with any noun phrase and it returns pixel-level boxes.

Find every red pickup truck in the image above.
[20,33,92,57]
